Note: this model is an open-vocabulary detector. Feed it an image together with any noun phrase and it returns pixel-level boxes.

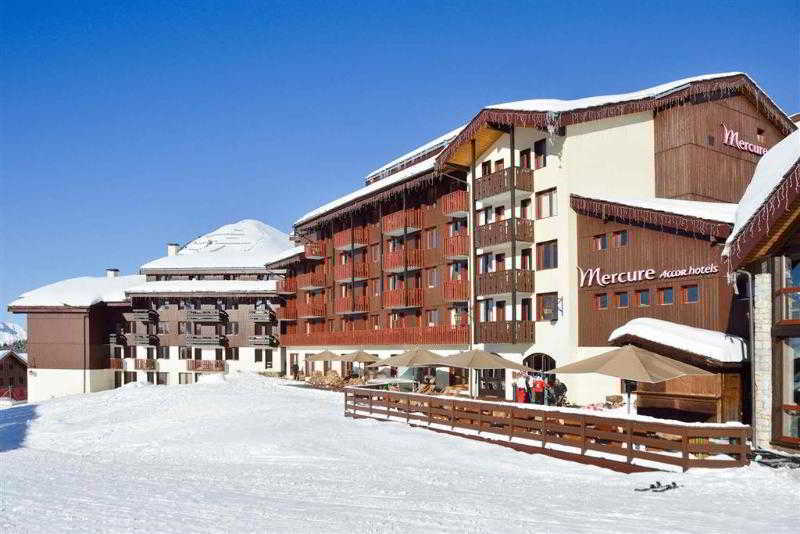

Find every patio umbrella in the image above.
[367,347,448,368]
[545,344,712,412]
[305,350,340,362]
[440,349,534,398]
[341,350,379,378]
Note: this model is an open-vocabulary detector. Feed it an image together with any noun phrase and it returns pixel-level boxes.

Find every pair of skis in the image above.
[634,481,680,493]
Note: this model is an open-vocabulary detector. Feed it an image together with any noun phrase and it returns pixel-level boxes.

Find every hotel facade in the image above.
[9,73,798,431]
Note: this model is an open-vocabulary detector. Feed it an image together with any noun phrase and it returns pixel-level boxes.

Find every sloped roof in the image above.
[126,280,277,295]
[9,275,144,309]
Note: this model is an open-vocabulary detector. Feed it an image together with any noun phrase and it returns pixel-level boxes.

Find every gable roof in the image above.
[0,350,28,366]
[9,274,145,310]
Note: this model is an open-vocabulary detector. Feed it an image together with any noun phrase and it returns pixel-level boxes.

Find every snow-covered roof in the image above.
[723,129,800,256]
[264,245,304,266]
[577,195,738,224]
[126,280,278,295]
[0,350,27,364]
[488,72,749,113]
[365,125,465,180]
[609,318,746,363]
[140,219,294,272]
[9,275,145,309]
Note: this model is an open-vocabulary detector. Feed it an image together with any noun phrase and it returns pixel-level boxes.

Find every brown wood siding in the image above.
[654,95,784,203]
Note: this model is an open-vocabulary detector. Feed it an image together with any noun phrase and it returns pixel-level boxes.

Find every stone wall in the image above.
[752,271,773,448]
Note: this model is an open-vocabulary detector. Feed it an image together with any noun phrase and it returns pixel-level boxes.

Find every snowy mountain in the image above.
[0,321,26,347]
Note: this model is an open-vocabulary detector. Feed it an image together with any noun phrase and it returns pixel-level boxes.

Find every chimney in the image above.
[106,268,120,278]
[167,243,180,256]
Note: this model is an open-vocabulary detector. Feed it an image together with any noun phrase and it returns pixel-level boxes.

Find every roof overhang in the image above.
[7,305,92,314]
[610,334,743,371]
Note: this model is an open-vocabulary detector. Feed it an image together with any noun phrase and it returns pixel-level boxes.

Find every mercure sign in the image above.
[578,264,719,288]
[721,123,767,156]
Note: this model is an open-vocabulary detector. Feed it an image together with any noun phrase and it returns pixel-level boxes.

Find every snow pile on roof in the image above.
[488,72,747,113]
[9,275,145,308]
[126,280,277,295]
[609,317,746,363]
[0,321,26,346]
[365,125,465,180]
[578,195,738,223]
[724,129,800,254]
[141,219,294,271]
[264,244,304,266]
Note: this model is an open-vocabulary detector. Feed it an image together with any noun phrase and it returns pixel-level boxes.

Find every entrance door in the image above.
[495,301,506,321]
[280,348,287,375]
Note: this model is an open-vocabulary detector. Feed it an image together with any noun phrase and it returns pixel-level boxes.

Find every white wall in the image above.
[27,368,114,402]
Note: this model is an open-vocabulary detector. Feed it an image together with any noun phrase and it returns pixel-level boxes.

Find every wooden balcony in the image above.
[184,334,224,346]
[109,333,126,345]
[444,279,469,301]
[442,190,469,217]
[248,309,276,322]
[445,234,469,259]
[126,333,159,346]
[123,309,158,322]
[304,242,325,260]
[382,208,423,236]
[297,268,327,290]
[277,303,297,321]
[281,325,468,347]
[333,227,369,250]
[187,360,225,372]
[334,296,369,314]
[383,248,423,273]
[476,269,535,295]
[475,218,534,249]
[276,278,297,294]
[297,300,326,318]
[383,288,423,309]
[134,358,157,371]
[187,309,227,322]
[474,166,534,201]
[248,334,279,346]
[110,357,124,370]
[476,320,535,344]
[333,262,369,282]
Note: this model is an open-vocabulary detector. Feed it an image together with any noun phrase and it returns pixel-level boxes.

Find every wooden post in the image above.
[580,414,586,456]
[406,395,410,423]
[626,422,633,464]
[369,392,373,416]
[681,434,689,472]
[508,408,514,441]
[385,391,390,420]
[509,126,517,344]
[450,399,455,430]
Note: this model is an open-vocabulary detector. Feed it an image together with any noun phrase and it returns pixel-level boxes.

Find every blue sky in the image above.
[1,0,798,325]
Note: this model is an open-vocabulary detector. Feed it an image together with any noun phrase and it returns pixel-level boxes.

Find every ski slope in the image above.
[0,374,796,533]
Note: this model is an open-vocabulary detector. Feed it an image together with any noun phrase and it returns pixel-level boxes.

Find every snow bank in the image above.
[126,280,277,295]
[365,125,465,180]
[576,195,737,223]
[9,274,145,308]
[141,219,294,271]
[609,317,746,363]
[724,129,800,255]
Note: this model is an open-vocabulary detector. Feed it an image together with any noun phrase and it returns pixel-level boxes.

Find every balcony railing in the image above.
[383,248,423,273]
[123,309,158,322]
[334,296,369,314]
[184,334,224,346]
[277,278,297,294]
[126,333,159,346]
[187,360,225,372]
[281,326,468,347]
[444,279,469,301]
[333,262,369,282]
[277,304,297,320]
[110,357,124,370]
[297,268,327,290]
[474,166,534,201]
[476,269,535,295]
[187,309,227,322]
[333,227,369,250]
[476,320,535,344]
[475,218,534,248]
[382,209,423,236]
[248,309,276,322]
[442,190,469,217]
[384,288,423,309]
[444,234,469,259]
[109,333,126,345]
[135,358,157,371]
[297,301,327,318]
[304,242,325,259]
[248,334,279,347]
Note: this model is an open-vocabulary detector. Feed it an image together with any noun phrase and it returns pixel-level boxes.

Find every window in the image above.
[778,338,800,442]
[537,293,559,321]
[194,348,202,360]
[225,322,239,335]
[756,127,765,143]
[265,350,273,369]
[534,139,547,169]
[536,240,558,270]
[520,248,532,270]
[494,159,504,171]
[616,292,629,308]
[157,322,170,335]
[613,230,629,247]
[157,346,170,359]
[636,289,650,307]
[519,148,531,169]
[124,371,137,384]
[146,347,155,359]
[426,309,439,327]
[145,372,155,384]
[255,349,263,362]
[425,228,440,249]
[536,189,557,219]
[593,234,608,250]
[372,244,380,262]
[225,347,239,361]
[683,285,699,303]
[521,297,532,321]
[520,198,531,219]
[596,293,608,310]
[215,348,223,361]
[658,287,674,305]
[178,321,189,334]
[481,161,492,176]
[179,347,191,360]
[156,372,168,385]
[178,372,192,385]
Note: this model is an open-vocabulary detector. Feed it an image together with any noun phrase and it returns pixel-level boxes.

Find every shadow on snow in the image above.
[0,403,37,452]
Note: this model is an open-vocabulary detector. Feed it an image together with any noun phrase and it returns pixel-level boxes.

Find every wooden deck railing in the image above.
[281,326,468,347]
[476,320,534,343]
[475,218,534,248]
[187,360,226,372]
[134,358,157,371]
[344,388,751,472]
[444,234,469,258]
[383,248,423,272]
[384,287,423,308]
[476,269,535,295]
[334,295,369,314]
[110,357,124,369]
[442,190,468,215]
[277,303,297,320]
[297,268,327,289]
[297,300,327,318]
[444,279,469,301]
[474,167,534,201]
[304,242,325,259]
[333,262,369,282]
[383,209,423,234]
[333,227,369,250]
[276,278,297,294]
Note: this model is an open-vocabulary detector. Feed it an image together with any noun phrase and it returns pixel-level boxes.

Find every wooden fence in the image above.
[344,387,750,472]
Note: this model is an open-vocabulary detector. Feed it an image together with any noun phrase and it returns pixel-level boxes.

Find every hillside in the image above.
[0,321,26,347]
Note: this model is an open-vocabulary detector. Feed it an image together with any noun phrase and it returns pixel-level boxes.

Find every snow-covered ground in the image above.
[0,374,796,533]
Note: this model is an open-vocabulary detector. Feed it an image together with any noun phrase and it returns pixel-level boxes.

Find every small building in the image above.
[0,349,29,400]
